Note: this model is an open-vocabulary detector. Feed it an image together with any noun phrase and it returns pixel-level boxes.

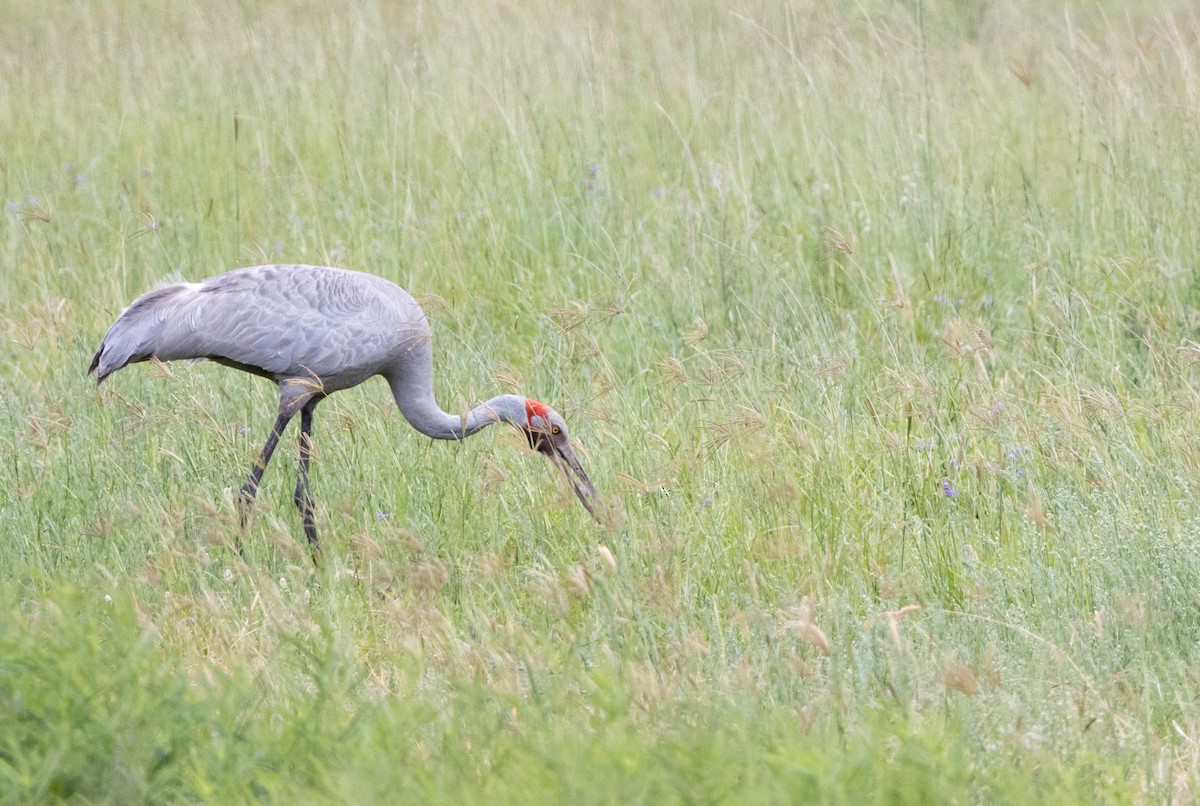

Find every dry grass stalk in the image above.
[703,407,766,451]
[1081,387,1124,423]
[597,544,617,572]
[414,293,447,313]
[1024,491,1051,528]
[348,532,383,560]
[881,604,921,650]
[490,366,522,391]
[784,602,830,656]
[566,564,591,599]
[655,356,688,390]
[547,297,624,335]
[941,318,992,361]
[1178,340,1200,366]
[823,226,854,256]
[943,657,979,697]
[683,317,708,345]
[699,350,746,388]
[816,353,850,381]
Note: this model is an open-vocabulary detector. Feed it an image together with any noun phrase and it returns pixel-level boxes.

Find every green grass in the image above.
[3,0,1200,800]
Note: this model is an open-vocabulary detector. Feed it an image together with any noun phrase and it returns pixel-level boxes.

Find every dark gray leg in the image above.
[239,410,295,526]
[293,398,321,558]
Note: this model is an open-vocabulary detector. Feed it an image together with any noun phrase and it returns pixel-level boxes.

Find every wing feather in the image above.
[91,265,431,391]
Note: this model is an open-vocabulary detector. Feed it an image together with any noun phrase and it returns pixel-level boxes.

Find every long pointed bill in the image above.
[550,442,600,520]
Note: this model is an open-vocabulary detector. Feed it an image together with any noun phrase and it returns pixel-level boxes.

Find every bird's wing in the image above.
[175,265,432,381]
[92,265,430,386]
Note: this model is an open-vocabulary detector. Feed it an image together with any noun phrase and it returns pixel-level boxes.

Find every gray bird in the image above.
[89,264,599,555]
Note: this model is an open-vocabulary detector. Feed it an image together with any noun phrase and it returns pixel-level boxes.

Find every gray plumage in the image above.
[90,264,598,556]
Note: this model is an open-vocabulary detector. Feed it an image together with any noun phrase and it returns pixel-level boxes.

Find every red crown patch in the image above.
[526,399,549,425]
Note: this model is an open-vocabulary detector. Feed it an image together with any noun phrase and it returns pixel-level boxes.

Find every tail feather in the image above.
[90,283,194,384]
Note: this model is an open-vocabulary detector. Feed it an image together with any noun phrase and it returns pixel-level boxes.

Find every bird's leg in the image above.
[294,398,321,558]
[239,410,294,527]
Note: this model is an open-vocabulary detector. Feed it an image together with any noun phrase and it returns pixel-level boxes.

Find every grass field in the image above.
[4,0,1200,801]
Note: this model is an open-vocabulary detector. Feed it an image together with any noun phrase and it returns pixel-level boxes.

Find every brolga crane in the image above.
[89,264,599,556]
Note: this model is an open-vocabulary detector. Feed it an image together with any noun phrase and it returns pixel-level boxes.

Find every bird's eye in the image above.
[552,426,561,435]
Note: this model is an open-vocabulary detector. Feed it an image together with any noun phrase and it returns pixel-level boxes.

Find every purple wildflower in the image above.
[941,478,959,498]
[1006,445,1032,465]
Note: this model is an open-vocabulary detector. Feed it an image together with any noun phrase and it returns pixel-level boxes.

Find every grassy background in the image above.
[3,0,1200,800]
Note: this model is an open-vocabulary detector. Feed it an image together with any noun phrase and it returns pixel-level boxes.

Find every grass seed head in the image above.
[943,657,980,697]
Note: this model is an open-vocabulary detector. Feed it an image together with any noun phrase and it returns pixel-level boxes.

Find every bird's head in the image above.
[522,398,599,519]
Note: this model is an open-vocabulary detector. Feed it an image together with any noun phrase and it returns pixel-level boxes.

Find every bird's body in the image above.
[93,265,437,424]
[90,264,598,555]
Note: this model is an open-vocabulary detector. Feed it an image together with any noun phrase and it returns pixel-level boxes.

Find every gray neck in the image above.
[388,387,526,441]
